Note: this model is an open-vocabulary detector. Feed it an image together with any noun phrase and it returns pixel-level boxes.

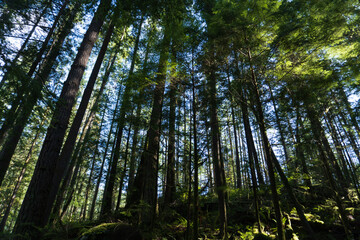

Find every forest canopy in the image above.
[0,0,359,239]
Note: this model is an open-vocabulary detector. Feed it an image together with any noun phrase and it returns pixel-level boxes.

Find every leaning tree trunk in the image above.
[13,0,111,236]
[336,86,360,137]
[49,21,115,223]
[238,88,261,234]
[247,48,314,238]
[246,48,284,240]
[0,113,46,231]
[303,98,347,189]
[337,110,360,163]
[0,1,80,186]
[302,92,352,237]
[0,0,68,146]
[325,113,351,182]
[0,1,49,91]
[268,83,291,170]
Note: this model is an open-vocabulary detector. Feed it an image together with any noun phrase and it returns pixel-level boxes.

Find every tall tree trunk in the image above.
[238,89,261,233]
[126,100,142,202]
[100,17,143,216]
[295,107,312,190]
[52,50,117,222]
[89,87,122,220]
[336,86,360,136]
[246,48,284,240]
[239,96,264,186]
[81,109,106,220]
[126,32,151,201]
[0,0,68,146]
[13,0,111,235]
[233,52,264,185]
[325,113,351,182]
[115,125,132,211]
[0,1,49,90]
[230,102,242,188]
[332,116,360,199]
[186,113,192,240]
[305,103,347,189]
[82,138,99,220]
[0,114,45,231]
[204,119,214,193]
[192,72,199,240]
[337,110,360,163]
[302,91,351,237]
[183,94,189,188]
[268,83,291,170]
[247,49,314,238]
[50,21,115,222]
[139,27,170,226]
[61,105,108,220]
[0,1,80,186]
[164,50,177,206]
[207,56,227,239]
[126,26,170,227]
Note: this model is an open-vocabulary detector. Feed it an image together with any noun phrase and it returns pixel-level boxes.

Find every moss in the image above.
[41,221,96,240]
[81,222,143,240]
[81,222,119,236]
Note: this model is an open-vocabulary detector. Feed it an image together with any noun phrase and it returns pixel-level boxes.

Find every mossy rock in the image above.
[80,222,142,240]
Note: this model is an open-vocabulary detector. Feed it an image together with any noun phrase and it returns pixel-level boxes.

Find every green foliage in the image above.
[236,226,273,240]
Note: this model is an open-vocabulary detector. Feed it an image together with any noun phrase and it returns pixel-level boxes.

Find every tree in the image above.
[13,0,113,235]
[0,0,359,239]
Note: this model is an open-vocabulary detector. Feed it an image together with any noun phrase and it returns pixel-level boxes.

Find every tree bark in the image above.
[0,1,80,186]
[0,0,68,146]
[13,0,111,235]
[50,21,115,222]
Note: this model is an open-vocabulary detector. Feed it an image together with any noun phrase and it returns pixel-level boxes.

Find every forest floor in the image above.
[2,186,360,239]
